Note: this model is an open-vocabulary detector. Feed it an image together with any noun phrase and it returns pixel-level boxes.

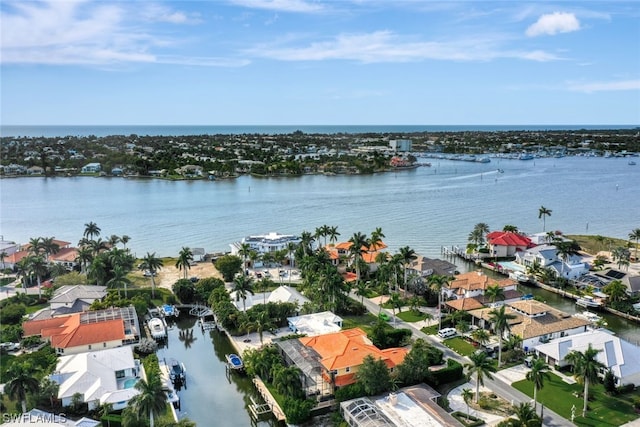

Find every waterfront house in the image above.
[515,244,590,280]
[230,284,308,312]
[50,346,141,410]
[442,271,520,304]
[230,232,301,266]
[80,163,101,173]
[48,285,108,316]
[469,300,590,352]
[328,240,388,273]
[535,329,640,387]
[277,328,407,396]
[408,256,457,278]
[49,246,79,271]
[23,306,140,355]
[486,231,533,258]
[287,311,343,336]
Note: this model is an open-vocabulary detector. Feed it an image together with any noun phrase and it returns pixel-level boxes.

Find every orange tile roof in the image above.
[300,328,407,372]
[23,313,125,349]
[446,298,485,311]
[334,242,352,250]
[51,247,78,262]
[342,272,357,282]
[333,241,388,252]
[448,271,516,292]
[6,250,29,264]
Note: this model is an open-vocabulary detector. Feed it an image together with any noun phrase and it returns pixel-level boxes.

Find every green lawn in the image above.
[441,336,476,357]
[341,314,379,335]
[396,310,430,323]
[421,325,438,335]
[25,303,48,315]
[512,372,640,426]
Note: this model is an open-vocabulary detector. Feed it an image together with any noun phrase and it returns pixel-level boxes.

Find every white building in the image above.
[230,285,309,312]
[81,163,102,173]
[287,311,343,336]
[535,329,640,387]
[230,232,301,258]
[50,346,141,410]
[389,139,412,152]
[515,244,590,280]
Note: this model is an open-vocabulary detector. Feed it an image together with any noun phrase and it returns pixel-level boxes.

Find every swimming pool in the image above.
[124,378,138,389]
[497,261,526,272]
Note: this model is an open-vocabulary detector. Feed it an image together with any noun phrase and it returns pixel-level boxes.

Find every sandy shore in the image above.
[154,261,223,290]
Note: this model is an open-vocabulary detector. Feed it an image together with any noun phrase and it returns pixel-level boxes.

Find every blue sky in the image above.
[1,0,639,125]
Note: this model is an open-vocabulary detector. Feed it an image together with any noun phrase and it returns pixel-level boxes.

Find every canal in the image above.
[156,316,279,427]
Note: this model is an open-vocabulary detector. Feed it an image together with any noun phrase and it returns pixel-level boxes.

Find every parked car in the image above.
[378,312,391,322]
[143,270,157,277]
[0,342,20,352]
[437,328,457,339]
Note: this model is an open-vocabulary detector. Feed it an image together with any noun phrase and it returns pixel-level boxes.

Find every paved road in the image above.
[351,291,574,426]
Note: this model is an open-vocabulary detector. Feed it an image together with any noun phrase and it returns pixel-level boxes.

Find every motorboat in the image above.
[576,295,603,309]
[148,318,167,340]
[629,160,637,166]
[573,311,607,326]
[226,353,244,370]
[161,304,180,318]
[169,358,186,383]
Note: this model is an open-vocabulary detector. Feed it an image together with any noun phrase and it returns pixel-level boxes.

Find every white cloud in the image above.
[228,0,324,13]
[567,79,640,93]
[0,0,242,67]
[247,31,561,63]
[526,12,581,37]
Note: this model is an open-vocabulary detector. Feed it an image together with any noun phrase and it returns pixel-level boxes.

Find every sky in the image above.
[1,0,639,126]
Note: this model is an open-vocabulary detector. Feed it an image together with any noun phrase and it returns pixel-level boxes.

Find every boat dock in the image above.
[441,245,482,262]
[252,377,286,422]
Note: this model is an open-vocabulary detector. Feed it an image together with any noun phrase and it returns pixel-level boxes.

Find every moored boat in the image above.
[576,295,603,309]
[148,317,167,340]
[226,353,244,370]
[169,358,186,383]
[573,311,607,326]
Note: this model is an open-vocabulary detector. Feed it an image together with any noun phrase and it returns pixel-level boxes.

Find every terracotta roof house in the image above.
[23,306,140,355]
[443,271,520,304]
[486,231,532,258]
[329,241,388,273]
[469,300,590,352]
[535,329,640,387]
[50,346,142,410]
[49,247,79,271]
[277,328,407,396]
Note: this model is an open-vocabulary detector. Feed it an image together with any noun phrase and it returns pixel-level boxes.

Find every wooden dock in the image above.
[252,377,286,422]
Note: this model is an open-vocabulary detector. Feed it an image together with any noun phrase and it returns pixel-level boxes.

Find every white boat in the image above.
[226,353,244,370]
[148,318,167,340]
[161,304,180,317]
[573,311,607,325]
[169,358,186,383]
[576,295,603,309]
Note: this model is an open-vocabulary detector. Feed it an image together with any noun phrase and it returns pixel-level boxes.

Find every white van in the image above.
[437,328,457,339]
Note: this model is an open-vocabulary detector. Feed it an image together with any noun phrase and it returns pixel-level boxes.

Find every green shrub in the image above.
[282,397,314,424]
[426,359,463,386]
[0,303,26,324]
[451,411,485,427]
[335,383,366,402]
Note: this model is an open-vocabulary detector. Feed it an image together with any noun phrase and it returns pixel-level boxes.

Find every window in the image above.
[345,367,350,373]
[88,345,92,350]
[103,343,107,347]
[115,370,126,379]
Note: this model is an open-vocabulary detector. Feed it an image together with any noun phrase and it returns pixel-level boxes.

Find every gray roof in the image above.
[51,285,107,304]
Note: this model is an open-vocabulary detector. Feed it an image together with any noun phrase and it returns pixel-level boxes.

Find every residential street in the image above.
[351,290,574,426]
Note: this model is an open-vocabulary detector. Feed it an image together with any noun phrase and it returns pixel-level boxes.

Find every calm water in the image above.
[158,317,277,426]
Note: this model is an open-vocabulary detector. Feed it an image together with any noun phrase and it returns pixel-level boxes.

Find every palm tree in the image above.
[0,250,6,270]
[88,254,108,286]
[253,311,276,345]
[108,234,120,247]
[370,227,385,251]
[484,284,505,306]
[120,235,131,248]
[27,255,47,299]
[348,232,369,286]
[565,344,606,417]
[465,351,496,403]
[107,265,132,299]
[629,228,640,261]
[39,237,60,262]
[511,401,541,426]
[28,237,43,255]
[553,239,581,278]
[328,225,340,245]
[488,305,517,366]
[233,274,255,312]
[603,279,628,304]
[273,366,303,399]
[538,206,552,232]
[5,362,40,412]
[75,246,93,275]
[389,292,402,325]
[238,242,252,274]
[83,221,101,240]
[355,280,369,305]
[461,388,474,421]
[176,247,194,280]
[428,274,449,331]
[612,246,631,271]
[140,252,163,298]
[130,374,166,427]
[526,357,551,411]
[503,224,519,233]
[474,223,490,245]
[399,246,417,298]
[299,231,315,256]
[471,328,490,348]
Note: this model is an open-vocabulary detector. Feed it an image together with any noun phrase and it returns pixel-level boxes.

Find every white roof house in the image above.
[287,311,343,336]
[535,329,640,386]
[230,232,301,256]
[230,285,309,312]
[50,346,141,410]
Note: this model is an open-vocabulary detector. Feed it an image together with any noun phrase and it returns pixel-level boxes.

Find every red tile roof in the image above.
[448,271,516,292]
[487,231,532,247]
[445,298,485,311]
[51,247,78,262]
[23,313,125,349]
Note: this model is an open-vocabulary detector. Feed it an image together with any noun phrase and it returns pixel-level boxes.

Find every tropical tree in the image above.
[273,366,303,399]
[525,357,551,411]
[356,354,391,396]
[83,221,101,240]
[370,227,386,251]
[471,328,490,347]
[27,255,48,299]
[509,402,542,427]
[503,224,519,233]
[462,388,474,421]
[603,279,628,304]
[485,284,505,306]
[465,351,496,403]
[130,374,166,427]
[121,235,131,248]
[428,274,449,331]
[238,242,252,274]
[565,344,606,417]
[107,265,132,299]
[5,362,40,412]
[398,246,417,297]
[629,228,640,261]
[388,292,402,324]
[176,247,194,280]
[348,232,369,286]
[553,239,581,278]
[39,237,60,262]
[612,246,631,271]
[75,246,93,274]
[488,305,517,366]
[140,252,163,298]
[328,225,340,245]
[253,311,276,345]
[538,206,552,232]
[233,274,255,312]
[355,280,370,305]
